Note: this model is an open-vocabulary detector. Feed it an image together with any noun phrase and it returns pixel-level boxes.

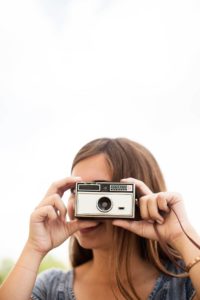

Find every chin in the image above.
[74,231,112,250]
[73,220,113,250]
[74,235,109,250]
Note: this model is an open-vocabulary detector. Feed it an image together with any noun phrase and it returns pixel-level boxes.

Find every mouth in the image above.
[79,222,103,234]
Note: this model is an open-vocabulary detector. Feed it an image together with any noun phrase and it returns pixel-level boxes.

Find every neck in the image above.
[86,238,155,284]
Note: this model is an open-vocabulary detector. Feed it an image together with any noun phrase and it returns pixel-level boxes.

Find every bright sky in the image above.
[0,0,200,263]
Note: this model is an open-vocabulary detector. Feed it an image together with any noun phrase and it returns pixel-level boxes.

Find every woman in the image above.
[0,138,199,300]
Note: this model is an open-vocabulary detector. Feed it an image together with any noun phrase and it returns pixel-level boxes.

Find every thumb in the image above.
[65,219,99,236]
[112,219,156,239]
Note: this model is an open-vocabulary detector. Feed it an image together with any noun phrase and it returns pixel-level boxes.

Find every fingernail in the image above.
[147,220,154,224]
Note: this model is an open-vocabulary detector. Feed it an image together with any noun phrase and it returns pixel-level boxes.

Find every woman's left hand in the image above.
[112,178,192,246]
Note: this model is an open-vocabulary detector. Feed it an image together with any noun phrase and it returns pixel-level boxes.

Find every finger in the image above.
[45,176,82,197]
[31,205,58,223]
[121,178,152,196]
[65,219,99,236]
[138,196,150,221]
[38,194,67,220]
[146,195,164,224]
[156,193,170,213]
[157,192,183,207]
[67,197,75,221]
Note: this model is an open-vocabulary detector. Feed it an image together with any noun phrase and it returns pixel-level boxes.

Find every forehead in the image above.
[72,154,112,182]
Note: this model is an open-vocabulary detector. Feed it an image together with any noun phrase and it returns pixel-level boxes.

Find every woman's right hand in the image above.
[26,177,97,256]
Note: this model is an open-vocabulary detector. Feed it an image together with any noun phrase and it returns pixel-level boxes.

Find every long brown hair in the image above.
[69,138,186,299]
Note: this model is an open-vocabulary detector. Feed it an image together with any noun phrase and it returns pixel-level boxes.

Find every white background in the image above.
[0,0,200,263]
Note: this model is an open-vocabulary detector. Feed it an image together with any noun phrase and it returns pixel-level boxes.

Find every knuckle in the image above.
[51,181,58,189]
[137,180,144,187]
[139,196,147,204]
[51,193,60,201]
[45,205,53,212]
[147,197,155,204]
[156,192,165,202]
[146,197,156,208]
[173,192,182,199]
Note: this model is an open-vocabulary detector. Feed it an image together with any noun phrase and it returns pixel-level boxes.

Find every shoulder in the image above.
[31,268,74,300]
[149,260,196,300]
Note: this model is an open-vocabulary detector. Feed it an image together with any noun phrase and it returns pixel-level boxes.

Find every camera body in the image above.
[75,182,135,219]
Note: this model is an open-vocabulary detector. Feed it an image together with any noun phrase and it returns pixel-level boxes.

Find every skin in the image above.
[70,154,200,299]
[0,153,199,300]
[0,176,98,300]
[70,154,161,299]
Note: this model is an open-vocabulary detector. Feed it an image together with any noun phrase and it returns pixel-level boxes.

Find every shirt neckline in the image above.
[70,268,166,300]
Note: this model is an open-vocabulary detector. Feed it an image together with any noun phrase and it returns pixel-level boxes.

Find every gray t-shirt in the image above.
[31,261,195,300]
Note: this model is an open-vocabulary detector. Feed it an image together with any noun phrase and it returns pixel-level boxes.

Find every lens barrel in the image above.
[97,197,112,212]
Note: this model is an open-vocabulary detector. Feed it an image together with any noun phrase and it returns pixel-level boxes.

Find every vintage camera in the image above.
[75,182,135,219]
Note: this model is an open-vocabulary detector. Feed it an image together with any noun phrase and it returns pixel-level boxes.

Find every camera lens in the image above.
[97,197,112,212]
